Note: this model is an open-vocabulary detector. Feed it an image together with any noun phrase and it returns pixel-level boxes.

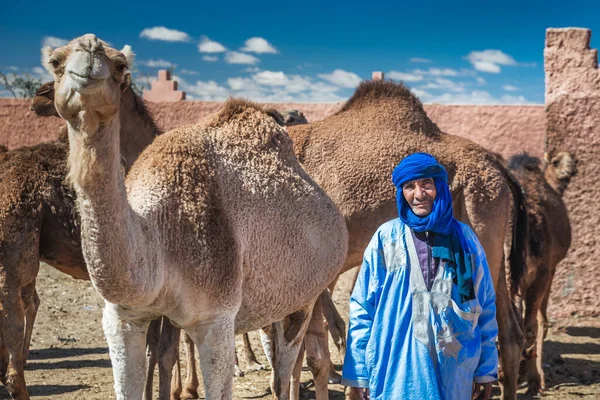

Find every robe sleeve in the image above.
[341,236,383,388]
[469,230,499,383]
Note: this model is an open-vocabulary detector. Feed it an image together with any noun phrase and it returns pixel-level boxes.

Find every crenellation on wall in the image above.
[545,27,600,320]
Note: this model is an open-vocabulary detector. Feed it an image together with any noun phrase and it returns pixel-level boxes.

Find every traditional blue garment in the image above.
[392,153,475,302]
[341,219,498,400]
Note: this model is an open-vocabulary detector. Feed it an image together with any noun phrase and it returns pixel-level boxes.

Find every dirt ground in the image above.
[0,264,598,400]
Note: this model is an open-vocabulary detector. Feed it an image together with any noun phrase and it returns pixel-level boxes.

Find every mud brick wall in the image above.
[0,100,545,160]
[545,27,600,319]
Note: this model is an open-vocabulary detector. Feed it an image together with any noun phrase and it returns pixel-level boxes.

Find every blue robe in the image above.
[341,218,498,400]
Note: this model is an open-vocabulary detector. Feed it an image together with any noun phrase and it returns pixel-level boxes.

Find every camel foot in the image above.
[328,368,342,384]
[526,379,544,397]
[246,360,265,371]
[233,364,245,377]
[180,389,200,399]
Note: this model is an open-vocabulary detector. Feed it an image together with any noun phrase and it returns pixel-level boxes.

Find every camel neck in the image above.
[67,114,147,304]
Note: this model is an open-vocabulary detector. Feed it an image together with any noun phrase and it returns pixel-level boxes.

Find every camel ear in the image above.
[543,152,551,164]
[41,46,54,74]
[121,45,135,70]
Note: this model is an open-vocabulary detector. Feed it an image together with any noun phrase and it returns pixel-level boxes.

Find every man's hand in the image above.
[348,386,369,400]
[472,382,492,400]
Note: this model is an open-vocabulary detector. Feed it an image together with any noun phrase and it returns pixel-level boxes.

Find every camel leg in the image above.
[234,350,245,377]
[243,332,265,371]
[171,354,182,400]
[188,315,235,400]
[319,290,344,384]
[523,267,550,396]
[321,290,346,358]
[22,285,40,362]
[180,333,199,399]
[495,268,524,400]
[158,318,180,400]
[144,318,161,400]
[262,303,314,400]
[0,289,30,400]
[103,302,151,400]
[536,288,552,392]
[290,342,305,400]
[304,296,331,400]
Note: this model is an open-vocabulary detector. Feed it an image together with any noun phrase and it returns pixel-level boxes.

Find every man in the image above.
[341,153,498,400]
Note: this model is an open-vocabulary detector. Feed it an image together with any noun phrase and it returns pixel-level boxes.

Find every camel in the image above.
[286,80,528,400]
[0,68,171,399]
[26,85,342,399]
[43,33,347,400]
[507,151,576,395]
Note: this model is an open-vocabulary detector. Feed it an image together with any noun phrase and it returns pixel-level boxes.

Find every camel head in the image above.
[41,34,134,131]
[30,81,58,117]
[544,150,577,194]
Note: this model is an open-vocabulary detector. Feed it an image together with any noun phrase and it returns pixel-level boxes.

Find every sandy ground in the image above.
[0,264,598,400]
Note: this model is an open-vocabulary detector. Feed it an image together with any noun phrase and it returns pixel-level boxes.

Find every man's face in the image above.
[402,177,437,217]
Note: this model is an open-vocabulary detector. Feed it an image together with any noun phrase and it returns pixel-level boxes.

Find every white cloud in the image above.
[198,36,227,53]
[413,68,459,77]
[141,59,175,68]
[244,66,261,73]
[180,80,230,101]
[472,61,500,73]
[419,78,465,93]
[203,55,218,62]
[317,69,362,88]
[502,84,519,91]
[476,77,486,85]
[140,27,190,42]
[465,50,517,73]
[179,69,199,75]
[252,71,288,86]
[418,89,532,105]
[410,57,431,63]
[42,36,69,48]
[388,71,424,82]
[225,51,259,65]
[250,71,312,93]
[226,72,344,103]
[241,37,278,54]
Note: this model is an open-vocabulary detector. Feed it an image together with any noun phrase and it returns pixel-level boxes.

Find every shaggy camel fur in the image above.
[287,80,528,400]
[0,71,161,399]
[26,86,338,399]
[44,34,347,400]
[508,151,576,395]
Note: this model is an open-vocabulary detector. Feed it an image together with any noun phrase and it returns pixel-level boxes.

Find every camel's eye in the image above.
[49,58,60,69]
[114,61,127,73]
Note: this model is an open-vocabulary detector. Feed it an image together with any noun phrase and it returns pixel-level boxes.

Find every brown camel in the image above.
[26,86,339,399]
[44,34,347,400]
[0,67,164,398]
[507,151,576,395]
[287,80,527,400]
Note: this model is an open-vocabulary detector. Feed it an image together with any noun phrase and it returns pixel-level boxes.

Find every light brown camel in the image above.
[25,86,338,399]
[43,34,347,400]
[287,80,528,400]
[507,151,576,395]
[0,69,169,399]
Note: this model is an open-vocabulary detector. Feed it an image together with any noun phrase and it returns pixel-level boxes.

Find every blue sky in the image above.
[1,0,599,104]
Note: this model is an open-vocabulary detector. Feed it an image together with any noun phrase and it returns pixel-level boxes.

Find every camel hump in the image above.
[508,152,542,172]
[206,98,290,148]
[337,79,424,114]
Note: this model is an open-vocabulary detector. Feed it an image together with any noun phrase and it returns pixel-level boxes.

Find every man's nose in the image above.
[414,184,424,198]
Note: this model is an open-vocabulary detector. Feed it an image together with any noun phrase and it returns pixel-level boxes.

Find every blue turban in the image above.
[392,153,475,303]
